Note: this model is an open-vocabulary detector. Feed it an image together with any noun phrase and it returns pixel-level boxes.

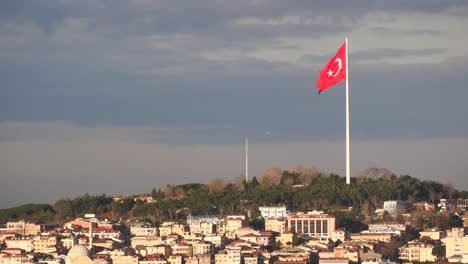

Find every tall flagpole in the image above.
[245,137,249,182]
[345,38,350,185]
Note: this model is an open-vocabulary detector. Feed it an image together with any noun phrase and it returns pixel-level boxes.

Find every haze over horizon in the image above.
[1,0,468,209]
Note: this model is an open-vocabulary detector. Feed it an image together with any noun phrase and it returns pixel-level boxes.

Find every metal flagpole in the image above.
[345,38,350,185]
[245,137,248,182]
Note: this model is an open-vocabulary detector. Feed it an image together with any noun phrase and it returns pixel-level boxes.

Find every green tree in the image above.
[432,245,446,262]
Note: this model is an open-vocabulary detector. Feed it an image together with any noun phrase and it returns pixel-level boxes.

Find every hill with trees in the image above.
[1,168,467,230]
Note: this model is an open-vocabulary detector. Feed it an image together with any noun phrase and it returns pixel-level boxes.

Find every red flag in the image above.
[316,42,347,94]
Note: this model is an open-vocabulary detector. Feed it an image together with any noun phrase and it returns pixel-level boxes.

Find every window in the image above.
[290,220,296,233]
[316,220,322,234]
[310,220,315,234]
[297,220,302,233]
[323,220,328,233]
[304,220,309,234]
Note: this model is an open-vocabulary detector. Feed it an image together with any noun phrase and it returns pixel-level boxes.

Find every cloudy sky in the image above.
[1,0,468,208]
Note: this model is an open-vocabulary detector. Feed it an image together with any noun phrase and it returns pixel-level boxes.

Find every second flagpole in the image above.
[345,38,350,185]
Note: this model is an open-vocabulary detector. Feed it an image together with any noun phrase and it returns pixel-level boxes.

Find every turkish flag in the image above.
[316,42,347,94]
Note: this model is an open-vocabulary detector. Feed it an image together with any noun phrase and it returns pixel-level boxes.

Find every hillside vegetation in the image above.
[1,170,467,228]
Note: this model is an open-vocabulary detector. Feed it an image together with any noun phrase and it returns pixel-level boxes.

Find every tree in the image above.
[207,178,226,193]
[258,167,281,186]
[432,245,446,262]
[376,238,401,261]
[249,217,265,230]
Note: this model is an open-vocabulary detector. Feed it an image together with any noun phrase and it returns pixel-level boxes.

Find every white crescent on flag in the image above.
[327,58,342,77]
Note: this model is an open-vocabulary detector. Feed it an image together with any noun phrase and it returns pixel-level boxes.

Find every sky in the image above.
[1,0,468,209]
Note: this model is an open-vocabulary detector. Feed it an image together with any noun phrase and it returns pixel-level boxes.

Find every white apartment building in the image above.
[383,201,410,215]
[259,206,289,219]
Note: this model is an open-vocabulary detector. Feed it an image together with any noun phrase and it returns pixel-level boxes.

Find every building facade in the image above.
[259,206,288,219]
[287,211,335,239]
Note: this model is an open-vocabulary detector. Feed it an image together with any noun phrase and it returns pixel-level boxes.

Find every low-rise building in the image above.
[265,218,286,233]
[259,206,289,219]
[399,242,436,262]
[5,221,41,236]
[383,201,410,215]
[147,245,172,256]
[419,229,446,240]
[203,234,225,248]
[0,249,29,264]
[171,243,193,257]
[350,233,393,243]
[130,222,159,237]
[131,236,163,248]
[33,235,59,253]
[5,237,34,252]
[192,241,212,256]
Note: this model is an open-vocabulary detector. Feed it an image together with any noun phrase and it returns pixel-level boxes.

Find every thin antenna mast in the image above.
[245,137,248,182]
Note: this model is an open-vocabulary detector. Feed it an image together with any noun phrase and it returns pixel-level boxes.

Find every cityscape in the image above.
[1,174,468,264]
[2,1,468,264]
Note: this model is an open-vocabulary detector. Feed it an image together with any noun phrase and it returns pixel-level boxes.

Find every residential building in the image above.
[171,243,193,257]
[63,220,92,230]
[445,228,468,260]
[33,235,59,253]
[203,234,225,248]
[5,237,34,252]
[244,254,258,264]
[111,255,139,264]
[361,259,397,264]
[419,230,446,240]
[197,254,212,264]
[319,258,349,264]
[439,199,468,211]
[192,241,213,256]
[240,233,269,247]
[349,233,393,243]
[265,218,286,233]
[226,246,242,264]
[167,255,183,264]
[399,242,436,262]
[332,229,346,242]
[5,221,41,236]
[147,245,172,256]
[130,222,159,237]
[215,251,228,264]
[259,206,288,219]
[0,249,29,264]
[189,222,214,235]
[383,201,410,215]
[368,224,406,234]
[276,232,296,247]
[131,236,163,248]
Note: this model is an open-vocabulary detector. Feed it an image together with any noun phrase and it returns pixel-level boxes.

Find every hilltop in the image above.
[1,170,467,229]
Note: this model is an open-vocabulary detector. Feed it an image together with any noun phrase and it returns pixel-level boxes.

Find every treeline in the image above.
[132,172,468,224]
[1,171,467,227]
[0,204,55,224]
